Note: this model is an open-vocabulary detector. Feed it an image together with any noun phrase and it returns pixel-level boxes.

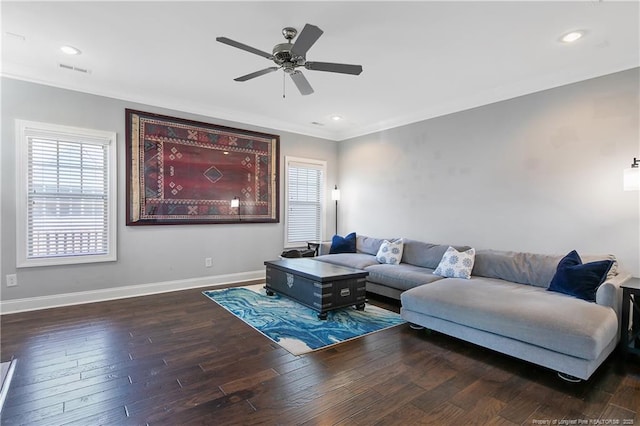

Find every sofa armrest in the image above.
[317,241,333,256]
[596,271,632,322]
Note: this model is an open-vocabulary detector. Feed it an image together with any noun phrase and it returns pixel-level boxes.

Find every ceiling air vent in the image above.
[58,63,91,74]
[5,32,26,41]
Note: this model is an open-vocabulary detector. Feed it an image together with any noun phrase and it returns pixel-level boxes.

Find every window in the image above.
[285,157,326,247]
[16,120,117,267]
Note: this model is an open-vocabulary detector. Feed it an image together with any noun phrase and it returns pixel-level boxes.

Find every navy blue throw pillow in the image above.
[547,250,613,302]
[329,232,357,254]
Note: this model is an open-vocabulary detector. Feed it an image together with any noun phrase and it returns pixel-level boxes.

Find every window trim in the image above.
[15,120,117,268]
[284,156,327,248]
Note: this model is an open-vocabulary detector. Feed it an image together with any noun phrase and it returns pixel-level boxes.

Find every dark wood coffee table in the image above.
[264,258,368,320]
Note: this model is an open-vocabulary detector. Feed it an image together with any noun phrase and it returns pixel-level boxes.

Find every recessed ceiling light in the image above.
[60,45,81,55]
[560,31,584,43]
[330,115,342,121]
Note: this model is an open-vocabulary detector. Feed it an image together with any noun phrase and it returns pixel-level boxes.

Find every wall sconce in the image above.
[624,158,639,191]
[331,185,340,235]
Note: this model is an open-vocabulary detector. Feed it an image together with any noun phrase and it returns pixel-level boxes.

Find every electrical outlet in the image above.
[6,274,17,287]
[205,258,213,268]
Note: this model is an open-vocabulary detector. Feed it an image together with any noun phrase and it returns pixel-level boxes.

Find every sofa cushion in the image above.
[365,263,444,291]
[314,253,378,270]
[472,250,562,288]
[433,247,476,279]
[582,254,619,280]
[329,232,356,254]
[401,240,470,269]
[357,235,393,256]
[401,277,618,360]
[548,250,614,302]
[376,239,404,265]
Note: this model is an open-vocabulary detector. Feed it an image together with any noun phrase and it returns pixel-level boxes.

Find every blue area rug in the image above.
[203,284,405,355]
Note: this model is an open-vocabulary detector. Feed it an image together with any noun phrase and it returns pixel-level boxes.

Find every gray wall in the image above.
[338,68,640,276]
[2,68,638,303]
[1,78,339,301]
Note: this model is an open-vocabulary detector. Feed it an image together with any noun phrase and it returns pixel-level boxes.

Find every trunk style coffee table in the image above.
[264,258,368,320]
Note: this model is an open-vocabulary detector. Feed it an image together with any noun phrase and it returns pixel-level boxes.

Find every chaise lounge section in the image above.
[401,250,627,380]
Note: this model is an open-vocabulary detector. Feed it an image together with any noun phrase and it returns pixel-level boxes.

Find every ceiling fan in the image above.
[216,24,363,96]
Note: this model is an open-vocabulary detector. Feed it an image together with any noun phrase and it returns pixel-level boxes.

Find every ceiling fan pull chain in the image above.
[283,71,286,99]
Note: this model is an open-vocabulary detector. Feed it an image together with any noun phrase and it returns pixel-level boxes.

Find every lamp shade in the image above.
[624,167,640,191]
[331,185,341,201]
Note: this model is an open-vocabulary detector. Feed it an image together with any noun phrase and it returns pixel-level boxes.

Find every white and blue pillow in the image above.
[433,246,476,279]
[376,239,404,265]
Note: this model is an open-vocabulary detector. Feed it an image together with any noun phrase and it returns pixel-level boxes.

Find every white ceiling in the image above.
[2,1,638,141]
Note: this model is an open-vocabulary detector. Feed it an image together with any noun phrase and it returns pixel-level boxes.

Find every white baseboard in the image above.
[0,270,265,315]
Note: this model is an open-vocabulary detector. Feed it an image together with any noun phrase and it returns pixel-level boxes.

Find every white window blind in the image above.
[16,120,117,267]
[285,158,326,247]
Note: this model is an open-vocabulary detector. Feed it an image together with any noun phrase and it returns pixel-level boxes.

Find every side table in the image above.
[620,277,640,360]
[307,240,330,256]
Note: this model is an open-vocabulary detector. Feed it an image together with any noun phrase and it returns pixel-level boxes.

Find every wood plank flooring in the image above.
[1,283,639,425]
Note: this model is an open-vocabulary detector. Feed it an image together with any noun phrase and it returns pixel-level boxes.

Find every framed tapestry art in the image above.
[126,109,279,225]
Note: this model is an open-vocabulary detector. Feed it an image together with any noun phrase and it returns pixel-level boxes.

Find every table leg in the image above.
[620,288,630,361]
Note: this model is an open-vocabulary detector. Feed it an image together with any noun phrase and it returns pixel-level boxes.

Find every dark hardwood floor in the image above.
[1,283,638,425]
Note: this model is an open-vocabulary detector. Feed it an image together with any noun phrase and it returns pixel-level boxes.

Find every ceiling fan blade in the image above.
[290,71,314,96]
[291,24,323,57]
[216,37,273,59]
[305,62,363,75]
[234,67,279,82]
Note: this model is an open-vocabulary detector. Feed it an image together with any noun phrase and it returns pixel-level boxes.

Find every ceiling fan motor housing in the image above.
[272,43,294,64]
[272,43,306,72]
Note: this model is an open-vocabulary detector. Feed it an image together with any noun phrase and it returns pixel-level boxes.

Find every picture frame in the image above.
[126,109,279,225]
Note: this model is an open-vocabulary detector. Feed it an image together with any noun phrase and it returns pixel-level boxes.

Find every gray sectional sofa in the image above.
[315,235,630,381]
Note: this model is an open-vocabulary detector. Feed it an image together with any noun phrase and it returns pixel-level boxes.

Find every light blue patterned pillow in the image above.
[433,246,476,279]
[376,239,404,265]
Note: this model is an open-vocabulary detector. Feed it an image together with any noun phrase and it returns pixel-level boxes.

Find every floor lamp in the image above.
[331,185,340,235]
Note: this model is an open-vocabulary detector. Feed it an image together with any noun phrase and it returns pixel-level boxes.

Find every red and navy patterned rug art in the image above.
[126,109,279,225]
